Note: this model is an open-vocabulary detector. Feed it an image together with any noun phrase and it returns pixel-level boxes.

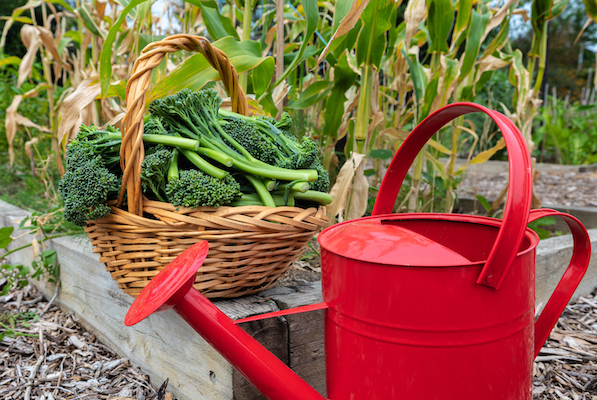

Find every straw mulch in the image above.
[1,282,597,399]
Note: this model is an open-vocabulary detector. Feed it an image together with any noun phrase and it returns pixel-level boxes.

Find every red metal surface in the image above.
[320,215,538,399]
[125,242,325,400]
[372,102,532,289]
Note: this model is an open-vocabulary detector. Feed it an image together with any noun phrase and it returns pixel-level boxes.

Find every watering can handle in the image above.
[529,209,591,358]
[372,102,532,289]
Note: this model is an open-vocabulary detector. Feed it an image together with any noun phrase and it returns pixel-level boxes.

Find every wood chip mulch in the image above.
[0,285,175,400]
[2,283,597,399]
[534,290,597,399]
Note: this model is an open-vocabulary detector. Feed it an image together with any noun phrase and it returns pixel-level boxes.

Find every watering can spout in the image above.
[125,241,326,400]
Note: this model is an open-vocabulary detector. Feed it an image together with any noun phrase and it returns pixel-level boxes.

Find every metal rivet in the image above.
[486,275,494,284]
[209,371,217,383]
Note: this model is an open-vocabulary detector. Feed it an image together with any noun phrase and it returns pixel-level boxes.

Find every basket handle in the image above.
[371,102,532,290]
[118,34,249,216]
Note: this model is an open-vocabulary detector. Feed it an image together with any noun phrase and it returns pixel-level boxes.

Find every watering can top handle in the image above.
[372,102,532,290]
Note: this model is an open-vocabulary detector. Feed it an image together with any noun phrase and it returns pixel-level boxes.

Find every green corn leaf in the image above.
[453,0,472,45]
[421,70,440,120]
[272,0,319,88]
[45,0,74,12]
[100,0,149,97]
[251,57,275,98]
[76,4,106,39]
[187,0,240,41]
[440,57,459,104]
[148,37,271,103]
[427,0,454,54]
[356,0,393,68]
[288,81,332,109]
[0,56,21,68]
[370,149,393,159]
[401,48,427,109]
[583,0,597,21]
[323,52,358,139]
[459,9,491,81]
[480,17,510,59]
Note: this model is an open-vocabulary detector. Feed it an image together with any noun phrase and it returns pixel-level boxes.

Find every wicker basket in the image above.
[84,34,329,298]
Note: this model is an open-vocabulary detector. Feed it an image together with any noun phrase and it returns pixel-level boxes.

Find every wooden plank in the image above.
[232,318,289,400]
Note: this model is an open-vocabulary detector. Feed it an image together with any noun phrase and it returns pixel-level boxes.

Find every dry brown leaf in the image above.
[315,0,371,66]
[58,77,101,148]
[5,95,22,165]
[346,153,369,220]
[18,25,41,88]
[486,0,518,33]
[404,0,426,49]
[328,152,368,222]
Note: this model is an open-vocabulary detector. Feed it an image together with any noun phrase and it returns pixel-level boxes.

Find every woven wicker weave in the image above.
[84,34,328,298]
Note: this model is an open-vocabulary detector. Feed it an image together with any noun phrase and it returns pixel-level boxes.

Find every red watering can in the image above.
[125,103,591,400]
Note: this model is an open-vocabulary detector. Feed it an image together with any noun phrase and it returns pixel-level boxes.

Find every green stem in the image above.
[168,149,179,182]
[277,181,309,193]
[179,149,228,179]
[274,190,333,205]
[1,233,77,259]
[533,20,549,95]
[244,174,276,207]
[196,147,233,167]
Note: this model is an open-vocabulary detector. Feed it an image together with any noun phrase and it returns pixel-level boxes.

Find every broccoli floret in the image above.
[149,89,318,183]
[59,156,120,226]
[221,109,318,170]
[221,118,278,165]
[141,146,173,202]
[309,160,330,193]
[165,170,241,208]
[274,111,293,132]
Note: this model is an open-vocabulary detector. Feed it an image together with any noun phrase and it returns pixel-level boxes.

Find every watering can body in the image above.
[320,215,538,399]
[125,102,590,400]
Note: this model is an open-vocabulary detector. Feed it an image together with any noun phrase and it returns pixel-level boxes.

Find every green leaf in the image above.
[322,52,358,139]
[0,56,21,68]
[356,0,393,67]
[370,149,393,159]
[0,226,14,249]
[402,48,427,116]
[420,70,440,120]
[476,194,492,213]
[187,0,240,41]
[453,0,472,44]
[287,81,332,109]
[251,56,275,97]
[148,37,270,102]
[427,0,454,54]
[459,10,491,81]
[0,227,14,240]
[272,0,319,87]
[45,0,74,12]
[583,0,597,22]
[76,4,106,39]
[100,0,149,97]
[57,37,73,55]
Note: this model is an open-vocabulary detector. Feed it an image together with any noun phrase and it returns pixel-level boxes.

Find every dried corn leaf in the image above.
[57,77,101,148]
[18,25,41,88]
